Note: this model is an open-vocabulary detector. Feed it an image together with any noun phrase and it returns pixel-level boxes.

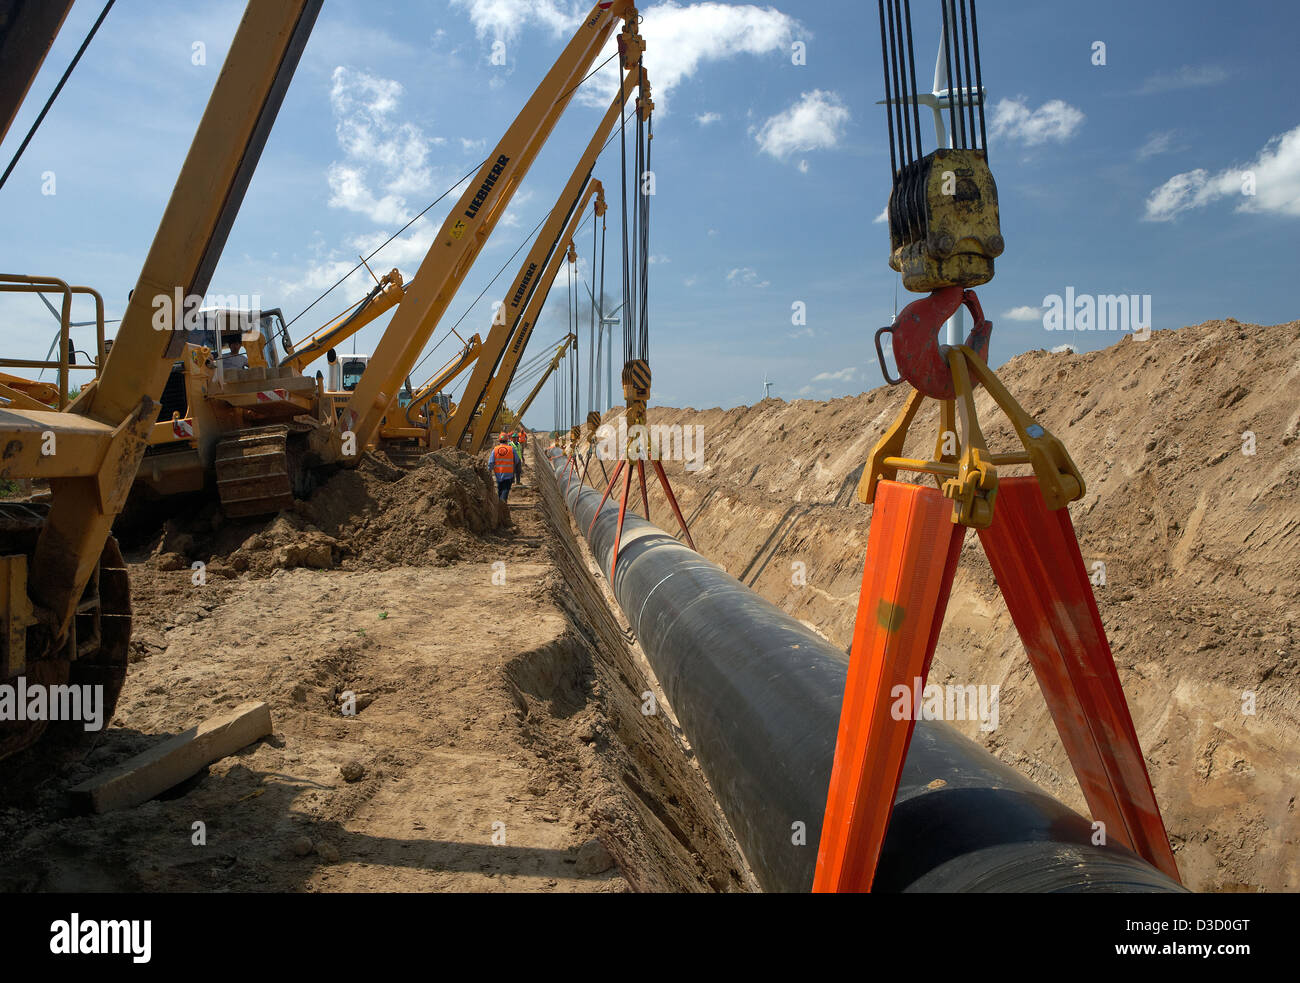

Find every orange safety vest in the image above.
[493,443,515,476]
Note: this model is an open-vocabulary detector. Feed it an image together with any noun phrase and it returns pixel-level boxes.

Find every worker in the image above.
[510,432,524,486]
[492,432,521,503]
[222,337,249,371]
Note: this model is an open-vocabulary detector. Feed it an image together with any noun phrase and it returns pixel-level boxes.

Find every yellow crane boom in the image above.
[376,333,483,465]
[340,0,639,453]
[400,334,484,423]
[442,56,647,452]
[513,334,574,423]
[278,268,407,375]
[33,0,320,630]
[1,0,320,758]
[469,184,603,452]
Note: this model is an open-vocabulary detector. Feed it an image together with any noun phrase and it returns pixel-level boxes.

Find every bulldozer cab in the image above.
[328,353,370,394]
[192,307,287,370]
[155,308,287,421]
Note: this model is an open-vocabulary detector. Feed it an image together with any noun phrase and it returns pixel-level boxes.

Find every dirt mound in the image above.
[595,317,1300,892]
[324,449,508,568]
[142,449,506,575]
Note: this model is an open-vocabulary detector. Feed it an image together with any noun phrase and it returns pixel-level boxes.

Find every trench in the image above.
[538,447,1186,893]
[509,475,757,893]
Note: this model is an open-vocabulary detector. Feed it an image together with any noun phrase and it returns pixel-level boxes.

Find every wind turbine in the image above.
[584,280,623,412]
[33,289,119,379]
[877,5,987,348]
[763,373,774,401]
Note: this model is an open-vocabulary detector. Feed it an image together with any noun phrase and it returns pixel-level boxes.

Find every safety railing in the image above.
[0,273,107,409]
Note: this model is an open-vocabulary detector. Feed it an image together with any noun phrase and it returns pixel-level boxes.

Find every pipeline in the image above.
[539,448,1184,893]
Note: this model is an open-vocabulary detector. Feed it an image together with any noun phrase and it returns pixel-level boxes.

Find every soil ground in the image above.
[1,318,1292,894]
[0,451,751,893]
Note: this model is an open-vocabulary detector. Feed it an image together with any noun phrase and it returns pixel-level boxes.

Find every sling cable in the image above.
[587,23,696,578]
[562,241,582,461]
[577,188,612,487]
[813,0,1180,892]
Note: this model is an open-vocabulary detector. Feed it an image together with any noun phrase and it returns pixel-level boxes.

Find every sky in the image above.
[1,0,1297,432]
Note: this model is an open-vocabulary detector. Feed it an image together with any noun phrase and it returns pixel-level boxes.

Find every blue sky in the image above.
[2,0,1297,430]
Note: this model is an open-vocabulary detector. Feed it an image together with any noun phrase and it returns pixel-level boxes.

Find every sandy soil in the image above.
[583,318,1299,893]
[2,318,1292,894]
[0,451,750,892]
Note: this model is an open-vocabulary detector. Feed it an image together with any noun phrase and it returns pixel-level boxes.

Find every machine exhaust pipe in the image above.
[541,449,1184,893]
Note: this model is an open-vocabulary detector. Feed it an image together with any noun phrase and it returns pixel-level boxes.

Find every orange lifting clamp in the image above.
[577,410,608,487]
[814,285,1180,892]
[588,359,696,581]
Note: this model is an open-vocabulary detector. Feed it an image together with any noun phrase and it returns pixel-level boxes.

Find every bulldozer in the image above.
[132,270,406,518]
[0,0,322,759]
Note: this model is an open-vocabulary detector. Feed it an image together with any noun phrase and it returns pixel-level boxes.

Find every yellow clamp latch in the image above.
[858,345,1084,529]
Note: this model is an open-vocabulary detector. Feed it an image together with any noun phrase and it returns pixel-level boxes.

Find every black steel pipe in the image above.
[543,450,1184,893]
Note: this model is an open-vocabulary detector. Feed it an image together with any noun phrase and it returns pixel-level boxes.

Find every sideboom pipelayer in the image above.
[0,0,644,758]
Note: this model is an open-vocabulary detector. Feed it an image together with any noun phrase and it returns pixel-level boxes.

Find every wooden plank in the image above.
[70,701,272,814]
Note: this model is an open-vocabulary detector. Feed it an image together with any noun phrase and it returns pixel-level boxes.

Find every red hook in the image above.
[875,286,993,399]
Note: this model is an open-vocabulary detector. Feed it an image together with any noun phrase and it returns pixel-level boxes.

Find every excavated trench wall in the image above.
[523,457,759,892]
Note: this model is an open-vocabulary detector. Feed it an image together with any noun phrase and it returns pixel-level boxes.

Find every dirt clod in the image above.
[339,759,366,783]
[575,838,616,875]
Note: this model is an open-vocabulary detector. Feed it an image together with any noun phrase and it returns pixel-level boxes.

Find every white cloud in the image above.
[696,112,722,126]
[797,159,809,174]
[450,0,583,41]
[1137,129,1177,161]
[727,267,769,288]
[330,68,435,194]
[812,366,854,383]
[452,1,802,112]
[1144,124,1300,221]
[325,67,442,223]
[649,254,670,265]
[284,67,470,296]
[348,219,441,268]
[325,162,407,227]
[1003,305,1044,322]
[1144,170,1213,222]
[755,89,850,161]
[1139,64,1228,95]
[595,2,803,112]
[873,206,889,224]
[989,97,1084,146]
[1051,344,1077,354]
